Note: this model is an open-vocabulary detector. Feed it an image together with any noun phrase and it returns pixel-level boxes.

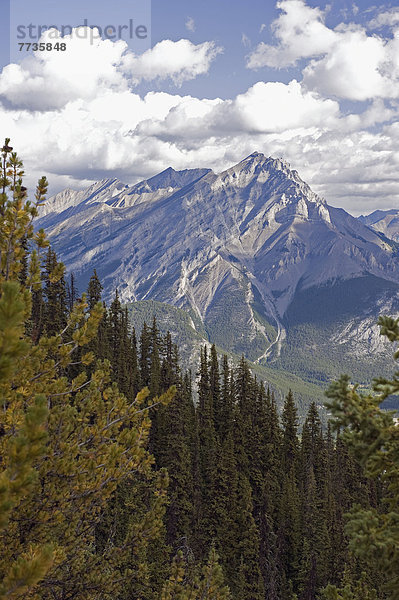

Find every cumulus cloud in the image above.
[1,20,399,215]
[122,39,223,85]
[220,80,339,134]
[0,29,222,110]
[247,0,399,101]
[247,0,336,69]
[124,80,340,144]
[2,70,396,214]
[0,29,128,110]
[302,27,399,101]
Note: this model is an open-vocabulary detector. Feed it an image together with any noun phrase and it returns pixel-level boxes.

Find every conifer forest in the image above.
[1,141,399,600]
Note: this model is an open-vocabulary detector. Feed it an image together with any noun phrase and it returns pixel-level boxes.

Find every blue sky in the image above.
[151,0,386,98]
[1,0,387,97]
[0,0,398,214]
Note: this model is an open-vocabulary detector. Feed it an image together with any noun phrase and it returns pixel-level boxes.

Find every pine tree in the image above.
[322,569,378,600]
[282,390,299,473]
[196,547,232,600]
[0,282,54,599]
[234,473,264,600]
[161,546,232,600]
[216,354,234,438]
[156,359,195,547]
[0,140,176,600]
[209,344,220,430]
[149,317,161,397]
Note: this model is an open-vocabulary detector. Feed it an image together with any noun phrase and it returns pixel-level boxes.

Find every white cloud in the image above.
[259,24,267,33]
[2,84,398,214]
[247,0,399,102]
[0,29,222,110]
[0,29,128,110]
[129,80,339,142]
[220,80,340,134]
[1,22,399,215]
[122,39,223,85]
[368,9,399,29]
[185,16,196,32]
[248,0,336,69]
[302,27,399,102]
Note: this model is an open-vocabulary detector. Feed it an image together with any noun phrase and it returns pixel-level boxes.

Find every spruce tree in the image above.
[42,247,68,337]
[298,403,330,597]
[195,347,217,558]
[140,321,151,387]
[279,390,301,595]
[66,272,78,312]
[87,269,102,309]
[324,314,399,599]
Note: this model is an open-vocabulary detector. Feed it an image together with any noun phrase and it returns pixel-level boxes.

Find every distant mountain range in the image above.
[36,153,399,404]
[359,209,399,242]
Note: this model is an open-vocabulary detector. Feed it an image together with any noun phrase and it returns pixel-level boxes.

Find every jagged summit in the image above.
[137,166,212,192]
[33,153,399,398]
[40,153,324,219]
[35,153,399,368]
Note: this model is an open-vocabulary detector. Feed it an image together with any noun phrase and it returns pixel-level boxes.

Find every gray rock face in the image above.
[36,153,399,368]
[359,209,399,242]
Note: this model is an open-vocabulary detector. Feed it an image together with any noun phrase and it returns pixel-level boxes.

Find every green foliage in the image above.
[324,314,399,599]
[322,571,378,600]
[0,139,176,600]
[2,137,392,600]
[161,547,232,600]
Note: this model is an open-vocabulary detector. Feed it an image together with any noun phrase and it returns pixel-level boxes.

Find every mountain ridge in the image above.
[36,153,399,390]
[359,208,399,243]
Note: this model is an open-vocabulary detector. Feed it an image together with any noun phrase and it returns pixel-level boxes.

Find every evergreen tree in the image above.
[279,390,301,595]
[216,354,234,438]
[87,269,102,309]
[281,390,299,473]
[149,317,161,397]
[0,140,176,600]
[298,403,330,597]
[140,321,151,387]
[195,347,217,558]
[66,272,78,312]
[234,473,264,600]
[209,344,220,430]
[42,247,68,336]
[161,546,232,600]
[324,314,399,599]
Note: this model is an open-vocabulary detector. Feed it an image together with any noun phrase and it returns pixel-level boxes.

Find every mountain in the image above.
[36,153,399,396]
[359,209,399,242]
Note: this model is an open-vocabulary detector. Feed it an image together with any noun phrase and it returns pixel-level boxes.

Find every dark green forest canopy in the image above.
[1,139,398,600]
